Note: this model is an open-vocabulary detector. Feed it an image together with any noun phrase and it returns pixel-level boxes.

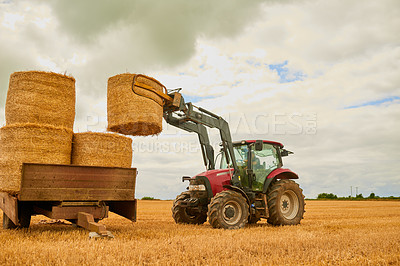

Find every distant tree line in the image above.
[141,196,159,200]
[316,192,400,200]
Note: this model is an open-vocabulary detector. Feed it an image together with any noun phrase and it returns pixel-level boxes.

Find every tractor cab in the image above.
[219,140,290,191]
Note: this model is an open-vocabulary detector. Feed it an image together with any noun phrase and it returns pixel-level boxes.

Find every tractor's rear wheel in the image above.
[267,179,305,226]
[208,190,249,229]
[172,191,207,224]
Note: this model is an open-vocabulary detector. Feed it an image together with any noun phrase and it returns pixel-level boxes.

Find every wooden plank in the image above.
[22,179,134,189]
[33,205,109,220]
[21,170,136,188]
[19,163,136,201]
[21,164,136,189]
[0,192,18,225]
[77,212,107,234]
[19,188,135,201]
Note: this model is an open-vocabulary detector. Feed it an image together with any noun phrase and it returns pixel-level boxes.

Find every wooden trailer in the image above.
[0,163,137,237]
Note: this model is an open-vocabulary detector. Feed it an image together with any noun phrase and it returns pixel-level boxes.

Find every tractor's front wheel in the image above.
[267,179,305,226]
[172,192,207,224]
[208,190,249,229]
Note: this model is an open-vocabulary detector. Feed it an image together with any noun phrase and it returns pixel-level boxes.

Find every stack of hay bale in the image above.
[0,70,164,195]
[0,71,133,195]
[0,71,75,194]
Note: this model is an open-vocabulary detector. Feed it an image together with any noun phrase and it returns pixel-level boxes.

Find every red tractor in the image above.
[132,77,305,229]
[172,139,305,229]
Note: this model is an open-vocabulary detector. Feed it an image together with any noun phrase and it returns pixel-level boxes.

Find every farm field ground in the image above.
[0,200,399,265]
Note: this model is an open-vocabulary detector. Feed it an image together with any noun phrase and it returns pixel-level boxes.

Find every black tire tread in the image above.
[267,179,305,226]
[208,190,249,229]
[172,191,207,224]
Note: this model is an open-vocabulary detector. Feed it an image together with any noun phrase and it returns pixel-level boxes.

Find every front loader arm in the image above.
[129,77,241,186]
[162,93,241,187]
[164,112,215,170]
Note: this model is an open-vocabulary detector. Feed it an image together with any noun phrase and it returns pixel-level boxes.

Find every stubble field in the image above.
[0,200,399,265]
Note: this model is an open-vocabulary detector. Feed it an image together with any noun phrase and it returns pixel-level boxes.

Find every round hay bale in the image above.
[0,124,73,194]
[107,73,164,136]
[5,71,76,129]
[72,132,132,168]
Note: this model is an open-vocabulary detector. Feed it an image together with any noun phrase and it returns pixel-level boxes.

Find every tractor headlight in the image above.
[189,184,206,191]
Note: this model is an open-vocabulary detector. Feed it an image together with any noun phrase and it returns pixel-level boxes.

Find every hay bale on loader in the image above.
[0,124,73,194]
[107,73,165,136]
[5,71,75,129]
[72,132,132,168]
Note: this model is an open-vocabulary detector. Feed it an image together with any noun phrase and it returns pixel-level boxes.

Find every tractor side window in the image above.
[219,145,249,187]
[254,144,279,170]
[219,152,227,169]
[234,145,249,187]
[219,145,248,169]
[252,144,279,191]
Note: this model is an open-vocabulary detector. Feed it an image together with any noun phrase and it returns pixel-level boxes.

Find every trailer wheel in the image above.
[172,192,207,224]
[267,179,305,226]
[208,190,249,229]
[3,213,17,229]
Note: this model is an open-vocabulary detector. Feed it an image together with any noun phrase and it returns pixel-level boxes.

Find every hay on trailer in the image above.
[107,73,165,136]
[5,71,76,129]
[0,123,73,194]
[72,132,132,168]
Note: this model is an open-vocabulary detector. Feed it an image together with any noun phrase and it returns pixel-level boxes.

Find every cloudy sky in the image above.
[1,0,399,199]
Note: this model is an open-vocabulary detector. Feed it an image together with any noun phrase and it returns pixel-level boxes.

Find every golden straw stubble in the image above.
[72,132,132,168]
[107,73,164,136]
[5,71,76,129]
[0,124,73,194]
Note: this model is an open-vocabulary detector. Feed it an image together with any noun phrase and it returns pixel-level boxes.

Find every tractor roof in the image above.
[233,140,284,148]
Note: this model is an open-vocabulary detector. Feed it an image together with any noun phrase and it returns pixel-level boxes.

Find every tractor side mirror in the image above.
[255,140,263,151]
[281,149,294,157]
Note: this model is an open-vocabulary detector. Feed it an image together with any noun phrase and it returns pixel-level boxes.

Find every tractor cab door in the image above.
[219,144,250,187]
[250,143,281,191]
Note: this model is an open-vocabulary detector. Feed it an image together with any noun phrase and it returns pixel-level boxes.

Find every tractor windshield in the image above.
[219,144,248,170]
[218,143,281,191]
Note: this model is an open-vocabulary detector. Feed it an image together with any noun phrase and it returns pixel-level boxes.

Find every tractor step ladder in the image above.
[254,194,269,219]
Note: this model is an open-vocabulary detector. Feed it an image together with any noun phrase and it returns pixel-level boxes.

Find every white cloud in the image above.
[0,0,398,199]
[1,12,24,30]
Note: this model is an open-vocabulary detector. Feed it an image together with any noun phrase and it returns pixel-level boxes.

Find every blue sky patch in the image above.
[246,59,261,67]
[268,60,306,83]
[232,81,241,87]
[182,94,216,103]
[345,96,400,109]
